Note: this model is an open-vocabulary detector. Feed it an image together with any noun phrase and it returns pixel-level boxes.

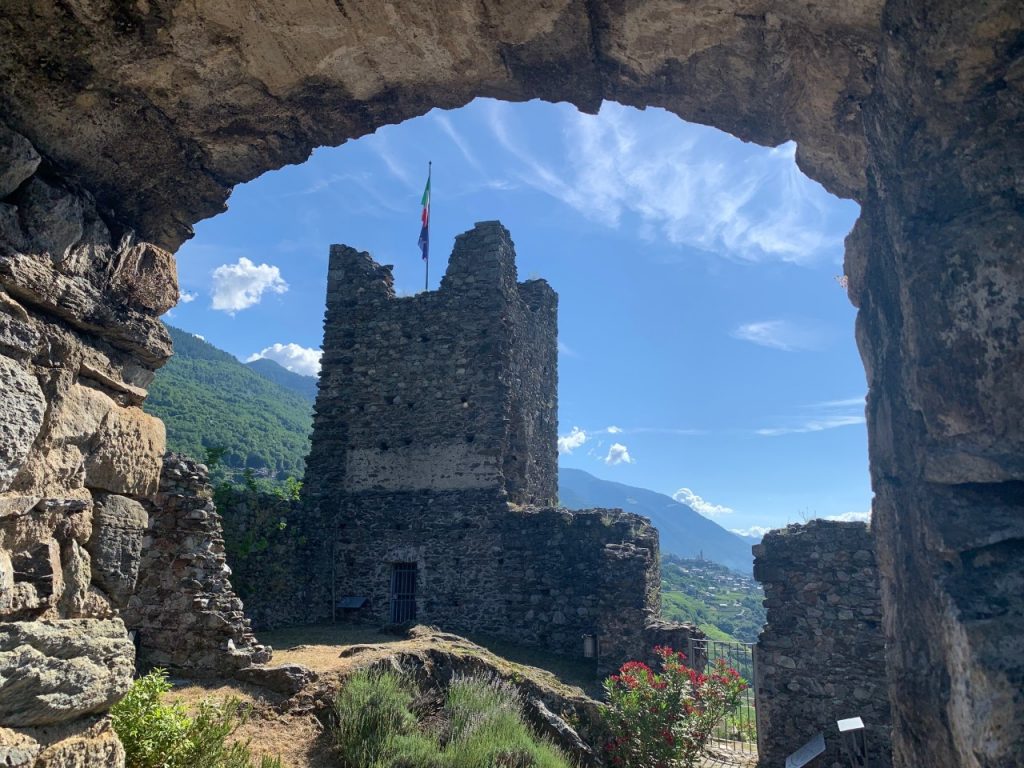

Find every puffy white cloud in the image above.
[606,425,623,434]
[731,320,825,352]
[673,488,734,517]
[211,257,288,313]
[558,426,587,454]
[179,291,197,304]
[246,343,322,377]
[731,526,772,538]
[825,510,871,523]
[604,443,633,465]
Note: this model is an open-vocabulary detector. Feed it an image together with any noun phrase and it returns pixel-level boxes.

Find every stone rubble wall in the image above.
[753,520,891,768]
[1,122,174,765]
[125,454,271,675]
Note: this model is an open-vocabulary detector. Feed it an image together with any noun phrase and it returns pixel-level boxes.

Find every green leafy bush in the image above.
[330,670,570,768]
[601,647,748,768]
[111,669,282,768]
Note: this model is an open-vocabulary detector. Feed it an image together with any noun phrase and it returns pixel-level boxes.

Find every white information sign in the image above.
[785,732,826,768]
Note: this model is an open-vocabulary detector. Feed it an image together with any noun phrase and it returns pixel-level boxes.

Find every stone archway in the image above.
[1,2,1021,766]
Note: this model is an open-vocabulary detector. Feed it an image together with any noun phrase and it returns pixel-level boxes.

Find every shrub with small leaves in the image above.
[111,669,281,768]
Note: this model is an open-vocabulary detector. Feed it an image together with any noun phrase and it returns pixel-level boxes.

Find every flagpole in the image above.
[425,160,431,292]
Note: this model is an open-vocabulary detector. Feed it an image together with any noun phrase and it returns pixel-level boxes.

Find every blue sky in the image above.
[166,98,869,537]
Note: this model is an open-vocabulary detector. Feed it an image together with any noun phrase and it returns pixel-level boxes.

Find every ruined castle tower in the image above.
[306,220,558,508]
[303,221,686,662]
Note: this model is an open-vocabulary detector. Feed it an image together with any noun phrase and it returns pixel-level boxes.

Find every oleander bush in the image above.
[601,646,748,768]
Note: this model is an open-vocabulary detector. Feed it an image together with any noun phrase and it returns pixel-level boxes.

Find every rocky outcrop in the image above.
[0,121,173,765]
[0,2,1021,766]
[125,454,272,676]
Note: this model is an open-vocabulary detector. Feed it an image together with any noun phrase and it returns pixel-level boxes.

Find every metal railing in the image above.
[686,637,758,756]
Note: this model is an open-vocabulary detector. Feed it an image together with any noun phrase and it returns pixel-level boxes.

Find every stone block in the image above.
[84,407,164,498]
[0,618,134,727]
[0,355,46,492]
[0,125,40,199]
[85,495,148,610]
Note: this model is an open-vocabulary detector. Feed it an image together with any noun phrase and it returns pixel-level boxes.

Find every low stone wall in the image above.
[753,520,891,768]
[125,454,271,675]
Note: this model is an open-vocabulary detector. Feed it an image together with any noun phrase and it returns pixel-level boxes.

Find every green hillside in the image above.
[660,555,765,643]
[145,325,313,478]
[245,357,318,402]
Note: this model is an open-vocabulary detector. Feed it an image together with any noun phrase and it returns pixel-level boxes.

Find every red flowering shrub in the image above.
[601,646,748,768]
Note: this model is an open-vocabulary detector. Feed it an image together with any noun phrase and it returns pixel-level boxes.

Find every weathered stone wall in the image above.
[125,454,271,676]
[753,520,890,768]
[215,486,308,630]
[306,221,557,506]
[1,122,173,764]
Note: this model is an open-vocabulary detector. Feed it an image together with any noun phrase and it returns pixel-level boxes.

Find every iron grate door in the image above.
[390,562,417,624]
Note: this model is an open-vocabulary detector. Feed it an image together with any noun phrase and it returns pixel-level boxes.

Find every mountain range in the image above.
[558,468,754,572]
[148,324,756,571]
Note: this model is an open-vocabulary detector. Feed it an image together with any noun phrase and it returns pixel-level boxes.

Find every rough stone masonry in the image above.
[754,521,890,768]
[303,221,699,668]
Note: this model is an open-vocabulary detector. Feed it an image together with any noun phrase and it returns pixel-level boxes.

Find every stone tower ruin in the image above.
[303,221,695,663]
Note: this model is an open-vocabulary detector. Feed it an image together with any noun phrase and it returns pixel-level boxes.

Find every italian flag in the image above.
[418,167,430,261]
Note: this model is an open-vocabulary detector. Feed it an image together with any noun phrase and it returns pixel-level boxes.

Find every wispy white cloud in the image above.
[558,426,588,454]
[246,343,322,377]
[434,112,482,171]
[757,395,866,436]
[731,320,825,352]
[731,526,772,538]
[606,425,623,434]
[604,443,634,465]
[179,291,197,304]
[210,258,288,314]
[367,135,417,191]
[673,487,734,517]
[480,99,854,265]
[557,340,577,357]
[756,416,866,436]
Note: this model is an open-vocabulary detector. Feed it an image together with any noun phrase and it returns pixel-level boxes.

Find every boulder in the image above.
[84,406,165,498]
[234,663,316,697]
[15,178,84,256]
[105,240,179,316]
[0,618,134,727]
[0,727,40,767]
[85,495,148,610]
[0,355,46,492]
[0,125,40,199]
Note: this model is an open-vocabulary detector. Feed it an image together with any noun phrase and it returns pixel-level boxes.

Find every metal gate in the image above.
[686,637,758,758]
[389,562,417,624]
